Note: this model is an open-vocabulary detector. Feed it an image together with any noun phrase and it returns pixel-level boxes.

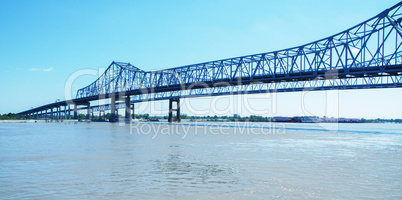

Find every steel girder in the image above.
[89,74,402,112]
[130,75,402,102]
[76,2,402,102]
[18,3,402,115]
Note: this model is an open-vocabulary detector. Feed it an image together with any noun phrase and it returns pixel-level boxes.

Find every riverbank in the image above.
[0,119,79,123]
[0,118,400,124]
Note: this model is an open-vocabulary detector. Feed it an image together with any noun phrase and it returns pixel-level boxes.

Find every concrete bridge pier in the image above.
[168,98,181,123]
[86,103,90,120]
[125,96,131,122]
[100,111,105,120]
[67,105,71,119]
[132,103,135,120]
[110,95,117,122]
[73,104,78,119]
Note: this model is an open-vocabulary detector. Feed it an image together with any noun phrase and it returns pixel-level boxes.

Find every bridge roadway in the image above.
[18,2,402,122]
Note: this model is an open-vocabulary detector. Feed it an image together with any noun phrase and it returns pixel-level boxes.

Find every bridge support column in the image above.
[74,104,78,119]
[101,111,105,120]
[67,105,71,119]
[132,103,135,119]
[168,98,181,123]
[125,96,131,122]
[51,108,54,120]
[110,95,116,122]
[86,103,90,120]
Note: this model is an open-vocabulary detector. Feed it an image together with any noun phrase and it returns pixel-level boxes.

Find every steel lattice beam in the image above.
[75,2,402,103]
[18,2,402,115]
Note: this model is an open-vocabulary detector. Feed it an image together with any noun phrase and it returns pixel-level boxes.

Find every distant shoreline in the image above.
[0,119,400,124]
[0,119,79,123]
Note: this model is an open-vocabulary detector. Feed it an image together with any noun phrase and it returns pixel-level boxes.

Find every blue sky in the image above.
[1,0,402,118]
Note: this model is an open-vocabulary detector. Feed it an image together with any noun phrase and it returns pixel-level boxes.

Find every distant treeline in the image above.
[0,113,28,120]
[77,114,269,122]
[360,118,402,123]
[185,114,270,122]
[1,112,402,123]
[99,114,402,123]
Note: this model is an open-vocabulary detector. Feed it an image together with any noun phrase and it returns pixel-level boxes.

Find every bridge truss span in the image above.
[76,2,402,101]
[129,74,402,103]
[18,2,402,122]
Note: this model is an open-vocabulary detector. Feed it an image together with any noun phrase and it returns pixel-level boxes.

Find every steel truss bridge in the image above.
[19,2,402,122]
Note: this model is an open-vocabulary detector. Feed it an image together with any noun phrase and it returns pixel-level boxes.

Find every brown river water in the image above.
[0,122,401,199]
